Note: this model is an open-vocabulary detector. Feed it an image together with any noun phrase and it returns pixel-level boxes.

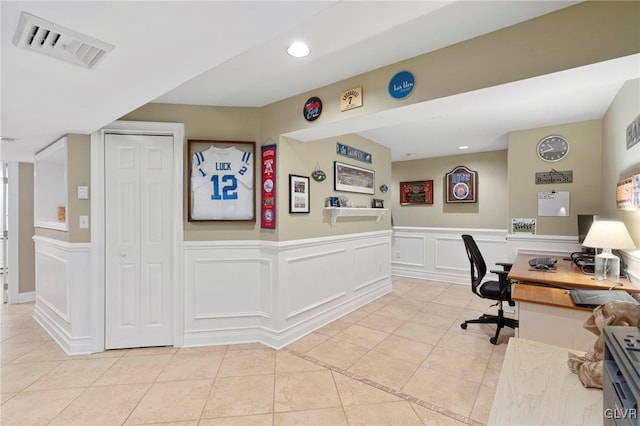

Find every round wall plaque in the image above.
[303,97,322,121]
[388,71,415,99]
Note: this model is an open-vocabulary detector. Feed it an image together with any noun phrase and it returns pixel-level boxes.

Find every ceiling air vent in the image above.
[12,12,114,70]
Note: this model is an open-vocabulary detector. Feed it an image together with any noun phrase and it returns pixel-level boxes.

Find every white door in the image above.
[105,134,173,349]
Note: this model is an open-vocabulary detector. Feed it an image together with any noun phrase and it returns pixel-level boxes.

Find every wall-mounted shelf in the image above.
[324,207,388,226]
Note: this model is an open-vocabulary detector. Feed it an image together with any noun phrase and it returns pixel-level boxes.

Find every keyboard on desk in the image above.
[528,257,558,267]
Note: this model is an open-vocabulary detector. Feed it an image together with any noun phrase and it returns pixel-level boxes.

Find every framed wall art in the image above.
[289,174,310,213]
[188,139,256,222]
[446,165,477,203]
[334,161,375,194]
[400,180,433,205]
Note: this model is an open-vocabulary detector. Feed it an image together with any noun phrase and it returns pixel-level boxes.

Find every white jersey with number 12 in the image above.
[191,145,253,220]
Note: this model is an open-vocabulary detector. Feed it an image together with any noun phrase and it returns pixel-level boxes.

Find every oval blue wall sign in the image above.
[388,71,415,99]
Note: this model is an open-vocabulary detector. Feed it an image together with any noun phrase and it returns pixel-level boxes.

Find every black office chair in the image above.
[460,234,518,344]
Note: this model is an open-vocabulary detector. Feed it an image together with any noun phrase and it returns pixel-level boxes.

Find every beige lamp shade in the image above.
[582,220,636,250]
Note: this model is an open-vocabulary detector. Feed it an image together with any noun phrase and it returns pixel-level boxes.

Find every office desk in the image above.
[489,338,602,425]
[508,254,637,292]
[508,254,638,350]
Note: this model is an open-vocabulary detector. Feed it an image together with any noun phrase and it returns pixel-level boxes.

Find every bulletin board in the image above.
[537,191,570,217]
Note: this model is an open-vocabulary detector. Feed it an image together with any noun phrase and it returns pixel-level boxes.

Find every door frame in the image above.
[90,121,184,353]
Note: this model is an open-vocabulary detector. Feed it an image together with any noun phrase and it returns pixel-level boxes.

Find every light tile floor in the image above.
[0,276,514,425]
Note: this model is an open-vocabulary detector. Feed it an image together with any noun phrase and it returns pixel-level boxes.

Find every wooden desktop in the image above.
[508,254,638,350]
[508,253,637,292]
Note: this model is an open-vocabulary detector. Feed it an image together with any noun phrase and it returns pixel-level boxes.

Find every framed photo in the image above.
[400,180,433,205]
[289,174,310,213]
[334,161,375,194]
[188,139,256,222]
[372,199,384,208]
[512,218,536,234]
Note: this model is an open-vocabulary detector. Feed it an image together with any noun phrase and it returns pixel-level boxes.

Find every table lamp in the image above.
[582,220,636,282]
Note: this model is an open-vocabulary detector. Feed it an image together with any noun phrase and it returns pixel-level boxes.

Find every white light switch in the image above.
[78,186,89,200]
[79,215,89,229]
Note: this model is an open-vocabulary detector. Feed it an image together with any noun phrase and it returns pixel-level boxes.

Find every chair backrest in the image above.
[461,234,487,296]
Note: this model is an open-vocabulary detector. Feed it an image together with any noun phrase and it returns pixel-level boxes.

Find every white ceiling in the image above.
[1,1,637,163]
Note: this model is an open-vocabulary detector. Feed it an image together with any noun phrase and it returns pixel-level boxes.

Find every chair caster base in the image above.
[460,323,467,329]
[490,336,498,345]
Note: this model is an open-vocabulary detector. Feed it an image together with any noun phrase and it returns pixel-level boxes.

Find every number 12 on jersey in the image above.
[211,174,238,200]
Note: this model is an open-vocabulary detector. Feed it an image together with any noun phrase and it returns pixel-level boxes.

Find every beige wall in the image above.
[274,134,391,241]
[67,134,91,243]
[116,1,639,243]
[120,103,263,241]
[260,1,640,143]
[601,79,640,246]
[34,134,91,242]
[121,104,393,242]
[18,163,35,293]
[508,120,602,236]
[391,150,508,229]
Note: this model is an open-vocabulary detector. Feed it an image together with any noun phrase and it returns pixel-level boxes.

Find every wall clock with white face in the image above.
[537,135,570,162]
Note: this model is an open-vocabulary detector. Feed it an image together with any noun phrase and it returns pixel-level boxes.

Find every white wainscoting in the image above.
[183,231,392,349]
[621,250,640,289]
[391,227,587,285]
[505,233,582,259]
[32,236,92,355]
[392,227,508,285]
[183,241,270,347]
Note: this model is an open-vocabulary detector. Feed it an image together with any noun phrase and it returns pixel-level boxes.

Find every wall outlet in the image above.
[79,215,89,229]
[395,251,401,258]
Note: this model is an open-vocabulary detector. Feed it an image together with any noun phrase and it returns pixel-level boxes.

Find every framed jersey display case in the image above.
[188,139,256,221]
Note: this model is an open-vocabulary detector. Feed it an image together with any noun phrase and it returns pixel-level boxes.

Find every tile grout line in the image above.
[119,349,178,426]
[283,346,475,425]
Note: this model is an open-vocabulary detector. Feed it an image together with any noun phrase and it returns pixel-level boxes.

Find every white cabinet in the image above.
[34,137,68,231]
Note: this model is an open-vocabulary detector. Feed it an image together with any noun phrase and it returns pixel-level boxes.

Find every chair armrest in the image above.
[495,262,513,272]
[490,269,512,298]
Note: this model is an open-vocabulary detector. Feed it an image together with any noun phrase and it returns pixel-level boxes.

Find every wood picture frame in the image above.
[446,165,477,203]
[188,139,256,221]
[289,174,310,213]
[334,161,375,194]
[400,180,433,205]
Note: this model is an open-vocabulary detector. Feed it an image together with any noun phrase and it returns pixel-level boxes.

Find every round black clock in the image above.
[537,135,570,162]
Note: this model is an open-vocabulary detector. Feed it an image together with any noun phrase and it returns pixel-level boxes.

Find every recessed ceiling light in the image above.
[458,145,469,150]
[286,42,310,58]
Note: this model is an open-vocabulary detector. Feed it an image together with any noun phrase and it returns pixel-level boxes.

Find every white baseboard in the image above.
[33,303,92,355]
[17,291,35,303]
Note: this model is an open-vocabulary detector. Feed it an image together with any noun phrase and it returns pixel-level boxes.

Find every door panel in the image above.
[105,134,173,349]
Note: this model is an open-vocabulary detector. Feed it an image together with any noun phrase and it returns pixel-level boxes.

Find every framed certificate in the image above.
[188,139,256,222]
